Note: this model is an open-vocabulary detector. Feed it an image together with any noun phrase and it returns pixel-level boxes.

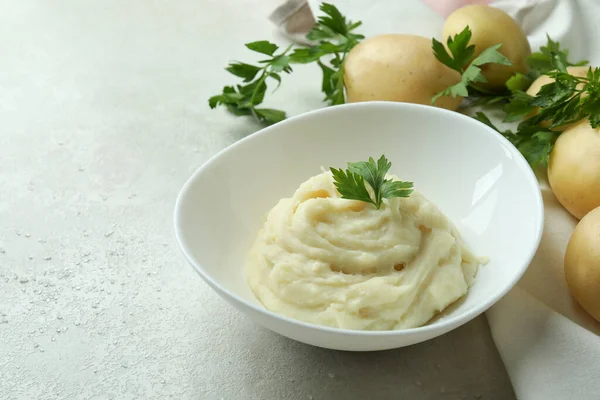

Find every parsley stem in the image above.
[249,71,267,106]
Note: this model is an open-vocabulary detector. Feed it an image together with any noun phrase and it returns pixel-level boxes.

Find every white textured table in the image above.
[0,1,515,398]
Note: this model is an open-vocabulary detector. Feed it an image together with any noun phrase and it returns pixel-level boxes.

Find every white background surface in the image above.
[0,0,514,398]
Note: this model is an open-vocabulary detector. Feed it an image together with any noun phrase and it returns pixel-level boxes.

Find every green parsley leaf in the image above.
[473,111,499,129]
[526,53,551,75]
[347,156,391,206]
[330,168,375,207]
[464,84,511,106]
[268,72,282,90]
[471,44,512,68]
[587,102,600,128]
[432,75,469,103]
[530,77,576,108]
[239,79,267,105]
[506,72,533,92]
[581,73,600,128]
[225,62,262,82]
[288,47,323,64]
[446,27,476,70]
[317,60,345,105]
[317,61,335,101]
[432,27,475,73]
[548,95,582,128]
[431,38,458,71]
[307,2,363,41]
[526,35,588,76]
[461,63,487,84]
[208,95,221,109]
[516,129,559,167]
[331,155,413,209]
[225,105,253,117]
[270,54,292,73]
[209,86,243,109]
[254,108,286,124]
[380,180,414,200]
[432,32,512,105]
[503,90,535,122]
[245,41,279,56]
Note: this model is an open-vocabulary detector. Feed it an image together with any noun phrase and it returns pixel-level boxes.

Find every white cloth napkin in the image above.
[284,0,600,398]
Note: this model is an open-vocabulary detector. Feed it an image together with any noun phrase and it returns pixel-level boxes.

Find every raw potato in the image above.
[548,120,600,220]
[443,5,531,89]
[344,34,463,110]
[526,66,590,130]
[564,206,600,322]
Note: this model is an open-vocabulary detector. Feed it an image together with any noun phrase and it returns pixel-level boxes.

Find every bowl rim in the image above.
[174,101,545,336]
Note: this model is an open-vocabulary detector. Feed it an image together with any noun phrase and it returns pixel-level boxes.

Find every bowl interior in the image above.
[175,102,542,330]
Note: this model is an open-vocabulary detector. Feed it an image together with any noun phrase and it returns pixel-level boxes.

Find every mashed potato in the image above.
[246,171,480,331]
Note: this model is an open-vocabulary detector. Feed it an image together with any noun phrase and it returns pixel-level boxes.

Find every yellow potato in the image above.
[344,34,463,110]
[548,120,600,220]
[564,206,600,323]
[443,5,531,89]
[526,66,590,131]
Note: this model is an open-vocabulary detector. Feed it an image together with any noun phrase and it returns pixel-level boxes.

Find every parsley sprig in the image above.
[462,36,589,107]
[475,36,597,167]
[209,3,363,124]
[432,30,594,168]
[526,36,588,77]
[504,67,600,128]
[289,3,364,105]
[208,41,293,125]
[330,156,413,209]
[431,27,512,104]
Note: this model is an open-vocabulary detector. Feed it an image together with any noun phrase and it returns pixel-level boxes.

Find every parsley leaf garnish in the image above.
[431,27,512,105]
[330,168,374,206]
[330,156,413,209]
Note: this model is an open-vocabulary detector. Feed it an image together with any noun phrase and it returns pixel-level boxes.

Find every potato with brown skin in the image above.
[548,120,600,220]
[526,66,590,130]
[443,5,531,89]
[344,34,463,110]
[564,206,600,322]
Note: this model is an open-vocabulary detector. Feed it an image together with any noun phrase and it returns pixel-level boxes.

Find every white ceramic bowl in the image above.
[174,102,543,351]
